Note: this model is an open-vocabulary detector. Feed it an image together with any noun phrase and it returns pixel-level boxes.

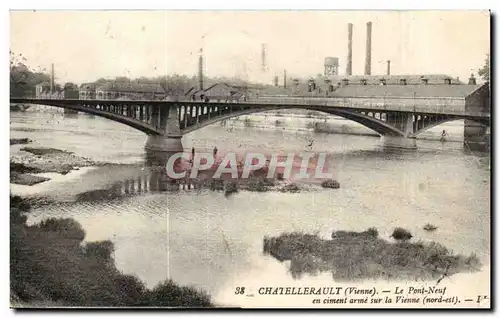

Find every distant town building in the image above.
[79,82,165,100]
[36,81,77,99]
[96,82,165,100]
[63,83,79,99]
[79,83,97,100]
[290,74,468,96]
[187,83,245,102]
[35,82,51,98]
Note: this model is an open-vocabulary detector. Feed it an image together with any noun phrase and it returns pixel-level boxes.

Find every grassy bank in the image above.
[263,230,481,282]
[10,195,213,308]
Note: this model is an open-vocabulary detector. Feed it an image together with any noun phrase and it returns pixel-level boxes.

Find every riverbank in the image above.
[10,195,213,307]
[10,138,98,185]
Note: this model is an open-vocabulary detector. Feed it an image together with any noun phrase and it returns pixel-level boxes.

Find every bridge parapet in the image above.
[243,96,487,117]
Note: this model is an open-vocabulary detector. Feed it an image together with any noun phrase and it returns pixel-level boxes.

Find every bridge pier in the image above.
[463,84,490,152]
[386,112,414,137]
[464,119,489,152]
[144,104,184,155]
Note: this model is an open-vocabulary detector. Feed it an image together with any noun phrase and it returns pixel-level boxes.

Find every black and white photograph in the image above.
[9,9,491,309]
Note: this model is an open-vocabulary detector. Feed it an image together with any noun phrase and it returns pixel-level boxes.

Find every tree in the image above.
[478,54,490,82]
[64,82,77,90]
[114,76,131,83]
[10,51,50,97]
[95,78,108,85]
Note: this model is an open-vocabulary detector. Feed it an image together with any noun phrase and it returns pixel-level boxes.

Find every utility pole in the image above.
[50,63,55,94]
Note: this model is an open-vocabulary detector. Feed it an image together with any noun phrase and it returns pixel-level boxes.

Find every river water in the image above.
[10,109,490,307]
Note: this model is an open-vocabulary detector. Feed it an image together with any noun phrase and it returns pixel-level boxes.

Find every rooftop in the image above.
[326,74,463,85]
[326,84,481,98]
[96,82,165,94]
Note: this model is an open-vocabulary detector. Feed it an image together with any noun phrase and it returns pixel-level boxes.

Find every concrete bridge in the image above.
[10,82,490,152]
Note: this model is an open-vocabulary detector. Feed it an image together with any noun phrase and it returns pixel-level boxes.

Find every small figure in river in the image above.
[306,138,314,150]
[190,147,195,163]
[440,130,448,142]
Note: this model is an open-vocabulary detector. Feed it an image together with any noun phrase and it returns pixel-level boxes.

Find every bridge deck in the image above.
[11,93,489,119]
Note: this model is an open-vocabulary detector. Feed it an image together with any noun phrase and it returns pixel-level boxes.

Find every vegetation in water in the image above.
[321,179,340,189]
[423,223,438,232]
[263,229,481,281]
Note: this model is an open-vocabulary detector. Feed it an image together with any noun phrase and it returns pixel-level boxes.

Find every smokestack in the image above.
[346,23,353,75]
[50,63,55,94]
[274,76,278,87]
[386,60,391,75]
[261,44,267,73]
[364,22,372,75]
[283,70,287,88]
[198,48,204,91]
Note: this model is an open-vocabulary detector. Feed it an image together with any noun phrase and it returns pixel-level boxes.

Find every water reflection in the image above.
[62,112,78,119]
[75,168,200,202]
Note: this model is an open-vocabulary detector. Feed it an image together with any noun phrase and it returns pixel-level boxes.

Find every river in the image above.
[10,109,490,307]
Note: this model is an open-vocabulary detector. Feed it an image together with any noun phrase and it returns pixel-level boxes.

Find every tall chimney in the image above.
[364,21,372,75]
[198,48,204,91]
[346,23,353,75]
[283,70,287,88]
[50,63,55,94]
[386,60,391,75]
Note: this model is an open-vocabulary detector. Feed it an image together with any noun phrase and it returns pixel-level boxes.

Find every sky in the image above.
[10,10,490,85]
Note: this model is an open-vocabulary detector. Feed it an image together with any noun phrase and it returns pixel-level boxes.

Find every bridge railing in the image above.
[243,95,473,116]
[10,95,489,118]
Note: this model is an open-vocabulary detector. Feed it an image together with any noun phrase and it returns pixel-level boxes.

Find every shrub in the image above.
[143,280,213,307]
[423,223,438,231]
[209,179,225,191]
[85,240,115,261]
[37,218,86,241]
[224,181,238,196]
[366,227,379,238]
[114,275,145,306]
[391,227,413,241]
[248,179,269,192]
[279,183,300,193]
[321,179,340,189]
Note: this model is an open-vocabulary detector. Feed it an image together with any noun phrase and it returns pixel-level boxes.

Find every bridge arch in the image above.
[412,118,463,137]
[10,99,162,135]
[412,117,489,137]
[180,106,405,137]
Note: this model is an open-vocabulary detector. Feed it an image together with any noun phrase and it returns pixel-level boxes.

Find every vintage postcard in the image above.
[9,10,490,309]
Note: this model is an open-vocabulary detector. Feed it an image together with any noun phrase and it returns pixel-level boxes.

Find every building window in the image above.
[444,78,451,85]
[360,79,367,85]
[400,79,407,85]
[379,79,387,86]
